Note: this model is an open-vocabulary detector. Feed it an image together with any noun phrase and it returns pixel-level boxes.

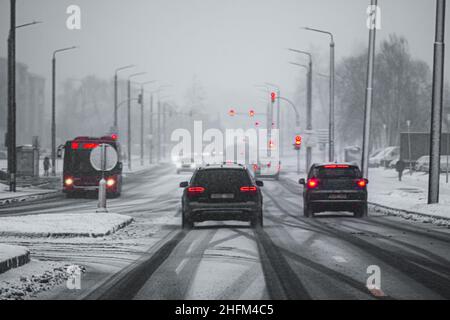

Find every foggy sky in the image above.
[0,0,448,126]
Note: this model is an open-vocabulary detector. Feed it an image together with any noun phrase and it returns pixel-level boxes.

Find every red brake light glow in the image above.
[307,178,319,189]
[187,187,205,195]
[71,142,79,149]
[83,143,99,149]
[324,164,350,169]
[357,179,367,188]
[240,186,257,192]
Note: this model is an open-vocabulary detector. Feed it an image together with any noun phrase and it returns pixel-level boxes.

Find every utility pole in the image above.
[361,0,378,179]
[428,0,446,204]
[7,0,16,192]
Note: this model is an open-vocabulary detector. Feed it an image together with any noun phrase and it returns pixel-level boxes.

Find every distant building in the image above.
[0,57,45,149]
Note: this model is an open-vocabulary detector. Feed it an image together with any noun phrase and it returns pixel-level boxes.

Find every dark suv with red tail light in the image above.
[299,163,368,218]
[179,163,264,229]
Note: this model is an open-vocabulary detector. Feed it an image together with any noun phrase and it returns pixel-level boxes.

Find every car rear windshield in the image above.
[193,169,251,189]
[314,166,361,179]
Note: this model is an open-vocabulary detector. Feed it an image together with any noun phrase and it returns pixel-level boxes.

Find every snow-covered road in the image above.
[1,164,450,300]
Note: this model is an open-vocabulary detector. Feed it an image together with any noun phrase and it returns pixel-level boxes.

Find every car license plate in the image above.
[329,194,347,199]
[211,193,234,199]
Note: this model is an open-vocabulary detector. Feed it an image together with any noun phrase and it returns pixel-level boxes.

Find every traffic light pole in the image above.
[428,0,446,204]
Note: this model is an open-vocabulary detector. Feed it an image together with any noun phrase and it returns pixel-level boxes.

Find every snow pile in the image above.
[0,244,30,274]
[368,168,450,223]
[0,213,134,238]
[0,262,85,300]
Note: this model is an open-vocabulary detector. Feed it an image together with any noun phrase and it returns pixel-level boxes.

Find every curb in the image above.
[368,201,450,226]
[0,217,134,239]
[0,247,30,275]
[0,190,60,208]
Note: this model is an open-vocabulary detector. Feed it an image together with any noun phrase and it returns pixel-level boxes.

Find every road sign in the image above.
[90,144,118,171]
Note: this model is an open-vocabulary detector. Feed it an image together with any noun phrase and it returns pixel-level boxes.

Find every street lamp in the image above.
[7,0,43,192]
[302,27,335,162]
[114,64,135,132]
[126,72,147,170]
[288,48,313,171]
[51,46,78,176]
[137,80,157,165]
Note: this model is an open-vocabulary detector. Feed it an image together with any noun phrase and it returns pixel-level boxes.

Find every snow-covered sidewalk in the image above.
[368,168,450,222]
[0,213,134,238]
[0,185,59,205]
[0,244,30,274]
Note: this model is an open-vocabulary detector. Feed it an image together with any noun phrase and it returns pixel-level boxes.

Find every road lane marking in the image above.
[175,258,189,275]
[332,256,347,263]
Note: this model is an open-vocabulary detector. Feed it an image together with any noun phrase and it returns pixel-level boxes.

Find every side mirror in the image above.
[299,178,306,185]
[256,180,264,187]
[118,162,123,170]
[179,181,188,188]
[56,149,62,159]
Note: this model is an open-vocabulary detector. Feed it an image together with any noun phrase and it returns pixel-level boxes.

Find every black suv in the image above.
[299,163,368,218]
[179,163,264,229]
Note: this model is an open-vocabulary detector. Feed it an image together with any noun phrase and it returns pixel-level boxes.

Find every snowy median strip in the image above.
[0,244,30,274]
[0,188,60,207]
[0,213,134,238]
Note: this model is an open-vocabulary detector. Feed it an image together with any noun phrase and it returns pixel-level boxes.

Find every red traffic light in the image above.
[271,92,276,103]
[228,109,236,116]
[249,109,255,117]
[294,135,302,150]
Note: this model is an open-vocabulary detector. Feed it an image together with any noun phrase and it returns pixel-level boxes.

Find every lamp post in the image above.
[303,27,335,162]
[137,81,156,166]
[51,46,78,176]
[361,0,379,180]
[289,48,313,171]
[303,28,335,162]
[428,0,446,204]
[7,0,42,192]
[127,72,146,170]
[113,65,135,132]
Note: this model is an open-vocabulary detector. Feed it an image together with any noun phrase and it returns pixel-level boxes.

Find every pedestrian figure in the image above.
[43,156,51,177]
[395,159,406,181]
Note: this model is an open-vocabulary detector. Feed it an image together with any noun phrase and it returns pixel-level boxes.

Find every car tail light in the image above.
[307,178,319,189]
[324,164,349,169]
[253,164,259,171]
[356,179,368,188]
[187,187,205,196]
[240,186,257,194]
